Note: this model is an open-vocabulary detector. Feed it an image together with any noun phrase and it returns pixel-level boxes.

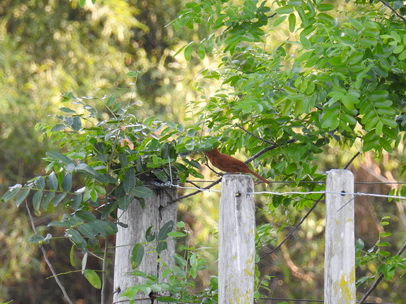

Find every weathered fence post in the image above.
[219,174,255,304]
[113,188,177,303]
[324,169,356,303]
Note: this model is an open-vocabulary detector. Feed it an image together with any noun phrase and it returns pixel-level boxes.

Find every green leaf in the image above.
[42,192,55,211]
[101,201,118,219]
[75,164,109,184]
[46,151,73,165]
[167,231,187,238]
[348,52,363,65]
[123,167,135,193]
[62,92,75,102]
[155,296,183,302]
[93,219,118,235]
[2,184,22,203]
[375,121,383,135]
[127,70,139,77]
[341,94,356,110]
[72,116,82,131]
[379,232,392,238]
[378,250,390,257]
[67,229,87,248]
[369,90,388,101]
[145,226,156,242]
[15,188,30,207]
[158,220,174,241]
[184,41,195,61]
[349,17,363,31]
[84,270,101,289]
[299,33,311,49]
[393,44,404,54]
[157,241,168,254]
[51,124,66,132]
[288,13,296,32]
[62,173,72,192]
[75,210,97,222]
[70,245,76,267]
[362,138,379,152]
[71,193,82,210]
[53,192,67,207]
[275,7,293,15]
[380,117,397,128]
[273,15,287,27]
[321,108,340,129]
[118,195,131,210]
[77,223,97,239]
[35,176,46,190]
[133,186,153,199]
[48,172,58,190]
[197,44,205,59]
[131,244,144,269]
[29,234,45,243]
[152,169,168,182]
[59,107,76,114]
[33,190,43,213]
[398,50,406,61]
[317,3,334,11]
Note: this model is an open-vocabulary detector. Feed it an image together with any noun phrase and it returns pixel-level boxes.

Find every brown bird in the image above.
[204,148,270,184]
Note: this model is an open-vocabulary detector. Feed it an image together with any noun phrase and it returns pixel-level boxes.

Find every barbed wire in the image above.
[185,179,406,185]
[152,181,406,201]
[258,298,394,304]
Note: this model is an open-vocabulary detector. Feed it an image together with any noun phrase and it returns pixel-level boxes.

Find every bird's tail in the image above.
[247,168,270,184]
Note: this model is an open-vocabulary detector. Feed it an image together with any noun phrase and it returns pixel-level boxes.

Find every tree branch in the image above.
[171,177,222,203]
[234,123,275,146]
[25,202,74,304]
[260,151,361,259]
[378,0,406,23]
[358,239,406,303]
[173,140,297,203]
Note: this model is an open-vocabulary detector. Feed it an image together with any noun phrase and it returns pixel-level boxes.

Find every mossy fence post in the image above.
[218,174,255,304]
[324,169,356,303]
[113,187,177,304]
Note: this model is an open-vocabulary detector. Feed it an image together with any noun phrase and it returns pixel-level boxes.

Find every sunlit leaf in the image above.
[158,220,174,241]
[84,270,101,289]
[131,243,144,269]
[133,186,153,199]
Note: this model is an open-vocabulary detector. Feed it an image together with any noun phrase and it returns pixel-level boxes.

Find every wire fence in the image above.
[152,180,406,201]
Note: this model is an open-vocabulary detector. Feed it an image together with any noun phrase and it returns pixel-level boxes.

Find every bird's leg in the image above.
[205,163,224,177]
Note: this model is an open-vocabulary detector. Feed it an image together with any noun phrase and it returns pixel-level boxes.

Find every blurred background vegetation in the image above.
[0,0,404,303]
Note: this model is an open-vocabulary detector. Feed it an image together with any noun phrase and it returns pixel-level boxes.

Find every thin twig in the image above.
[245,138,296,164]
[344,151,361,169]
[378,0,406,23]
[358,240,406,303]
[260,150,361,259]
[234,123,275,145]
[101,238,109,304]
[172,177,222,203]
[260,194,324,258]
[25,202,74,304]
